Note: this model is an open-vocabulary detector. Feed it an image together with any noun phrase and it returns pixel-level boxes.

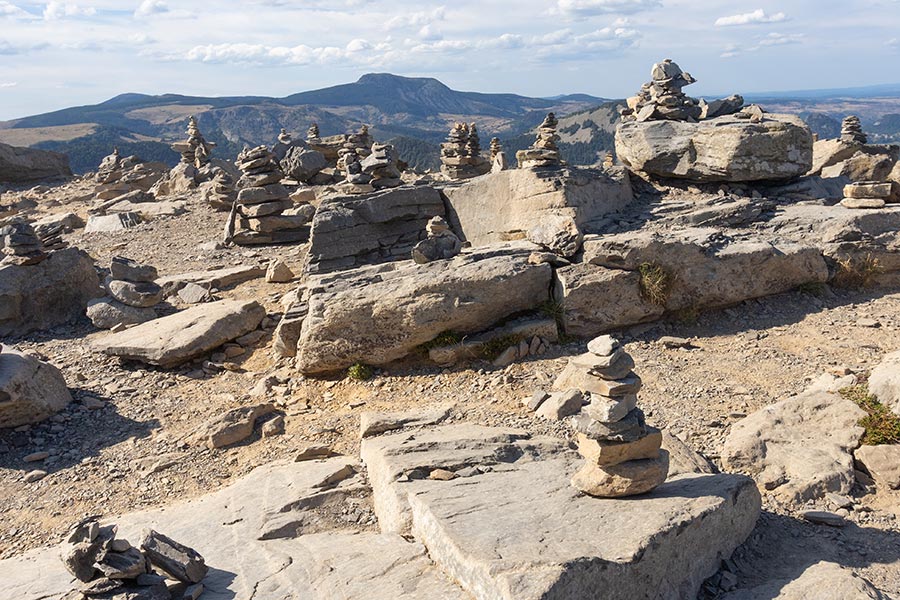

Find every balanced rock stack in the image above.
[556,335,670,497]
[622,59,701,122]
[841,181,900,209]
[229,146,311,245]
[361,142,403,189]
[516,113,562,169]
[341,149,373,192]
[172,116,215,169]
[490,137,507,172]
[307,123,320,143]
[440,122,490,180]
[840,115,867,145]
[411,216,462,264]
[61,517,207,600]
[0,220,48,266]
[34,221,68,251]
[88,257,162,329]
[337,125,373,174]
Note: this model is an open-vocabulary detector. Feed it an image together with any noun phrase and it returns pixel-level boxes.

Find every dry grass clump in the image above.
[638,262,673,306]
[833,254,883,289]
[840,385,900,445]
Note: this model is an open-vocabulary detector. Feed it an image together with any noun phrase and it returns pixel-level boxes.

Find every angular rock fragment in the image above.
[140,530,208,584]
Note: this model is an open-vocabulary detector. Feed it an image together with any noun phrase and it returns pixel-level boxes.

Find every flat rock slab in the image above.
[157,265,265,296]
[93,299,265,367]
[0,458,467,600]
[362,425,760,600]
[359,404,452,438]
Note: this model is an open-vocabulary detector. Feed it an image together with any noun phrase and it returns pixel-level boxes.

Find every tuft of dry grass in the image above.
[638,262,673,306]
[840,385,900,445]
[833,254,883,289]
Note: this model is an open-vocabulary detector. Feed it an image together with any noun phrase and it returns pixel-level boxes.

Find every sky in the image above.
[0,0,898,120]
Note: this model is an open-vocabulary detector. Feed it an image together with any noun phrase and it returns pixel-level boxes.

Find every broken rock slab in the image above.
[855,444,900,490]
[193,403,276,448]
[86,298,157,330]
[0,344,73,428]
[84,212,142,233]
[93,299,265,367]
[722,385,865,503]
[720,561,889,600]
[156,265,265,297]
[359,405,452,438]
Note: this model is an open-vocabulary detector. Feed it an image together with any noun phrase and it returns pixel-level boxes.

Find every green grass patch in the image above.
[797,281,826,297]
[638,262,673,306]
[418,331,464,352]
[346,362,374,382]
[840,385,900,445]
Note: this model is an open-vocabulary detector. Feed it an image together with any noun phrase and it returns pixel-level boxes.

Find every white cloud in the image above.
[888,37,899,49]
[757,32,803,46]
[134,0,168,17]
[385,7,445,31]
[43,2,96,20]
[715,9,786,27]
[557,0,661,16]
[0,81,17,87]
[183,40,374,66]
[0,1,32,18]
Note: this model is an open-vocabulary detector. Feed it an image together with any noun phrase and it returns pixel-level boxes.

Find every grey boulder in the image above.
[0,345,72,428]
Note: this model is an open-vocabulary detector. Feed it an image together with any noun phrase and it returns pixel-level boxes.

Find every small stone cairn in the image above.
[440,122,490,180]
[840,116,867,145]
[0,220,48,266]
[841,180,899,209]
[412,216,462,264]
[361,142,403,189]
[490,137,507,172]
[228,146,310,245]
[172,116,215,169]
[337,125,373,175]
[307,123,320,143]
[559,335,670,497]
[87,256,163,330]
[516,113,562,169]
[61,517,207,600]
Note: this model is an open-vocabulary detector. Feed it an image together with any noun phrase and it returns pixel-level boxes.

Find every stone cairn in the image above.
[490,137,507,172]
[337,125,373,175]
[61,517,207,600]
[412,216,462,264]
[440,122,490,180]
[0,220,47,266]
[172,116,215,169]
[560,335,670,497]
[516,113,562,169]
[307,123,320,143]
[840,116,867,145]
[361,142,403,189]
[88,256,163,330]
[227,146,310,245]
[841,180,900,210]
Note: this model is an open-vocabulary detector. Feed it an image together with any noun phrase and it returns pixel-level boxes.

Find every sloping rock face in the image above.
[868,350,900,416]
[0,141,71,183]
[721,561,888,600]
[722,385,865,503]
[615,114,813,182]
[295,244,552,373]
[362,424,761,600]
[306,186,445,274]
[0,248,102,337]
[93,299,265,367]
[442,167,633,246]
[0,345,72,428]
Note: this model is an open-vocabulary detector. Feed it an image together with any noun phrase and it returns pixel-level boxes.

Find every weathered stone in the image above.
[844,182,894,199]
[84,212,142,233]
[616,113,813,182]
[801,510,847,527]
[575,408,647,442]
[571,451,670,497]
[869,350,900,416]
[87,298,156,330]
[0,141,71,183]
[576,429,661,466]
[582,393,638,423]
[0,345,72,428]
[140,530,207,584]
[662,431,715,477]
[855,444,900,489]
[586,335,619,356]
[722,386,865,502]
[534,389,583,420]
[236,184,289,206]
[93,300,266,367]
[176,282,211,305]
[720,561,888,600]
[156,265,265,297]
[411,232,462,264]
[359,405,452,438]
[193,403,276,448]
[109,257,157,283]
[95,547,148,579]
[265,259,294,283]
[0,248,102,337]
[296,244,551,373]
[527,214,584,258]
[107,280,163,308]
[840,198,886,209]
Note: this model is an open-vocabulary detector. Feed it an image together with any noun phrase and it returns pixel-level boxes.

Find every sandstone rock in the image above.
[84,212,142,233]
[615,113,813,182]
[841,198,886,209]
[527,214,583,258]
[280,144,327,183]
[140,530,207,584]
[844,181,894,199]
[0,141,71,183]
[156,265,265,297]
[0,345,72,428]
[93,299,265,367]
[106,280,164,308]
[265,259,294,283]
[571,451,669,497]
[534,389,583,420]
[0,248,102,337]
[176,282,211,304]
[722,386,865,502]
[662,431,715,477]
[869,350,900,416]
[855,444,900,489]
[95,547,148,580]
[576,429,661,466]
[193,403,276,448]
[359,405,452,438]
[720,561,888,600]
[821,146,899,182]
[86,298,157,330]
[296,244,551,373]
[810,139,861,175]
[109,257,157,283]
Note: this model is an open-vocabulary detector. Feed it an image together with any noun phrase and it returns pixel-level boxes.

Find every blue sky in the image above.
[0,0,898,120]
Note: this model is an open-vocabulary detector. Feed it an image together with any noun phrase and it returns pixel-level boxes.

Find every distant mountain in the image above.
[0,73,604,174]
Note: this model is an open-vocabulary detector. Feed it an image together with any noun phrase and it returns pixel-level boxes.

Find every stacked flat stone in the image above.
[337,125,373,175]
[440,122,490,180]
[621,59,703,123]
[412,216,462,264]
[232,146,309,245]
[840,116,867,144]
[34,221,67,251]
[0,220,47,266]
[840,181,899,209]
[171,116,215,168]
[87,257,163,330]
[561,335,670,497]
[516,113,562,169]
[490,137,508,172]
[307,123,320,143]
[361,142,402,189]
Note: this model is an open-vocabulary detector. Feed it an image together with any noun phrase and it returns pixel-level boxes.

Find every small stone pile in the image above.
[840,116,867,145]
[0,220,47,266]
[34,220,67,251]
[88,256,163,329]
[561,335,669,497]
[361,142,403,189]
[490,137,507,172]
[337,125,373,175]
[61,518,207,600]
[516,113,562,169]
[307,123,320,143]
[440,122,490,180]
[229,146,310,245]
[342,149,372,191]
[622,59,701,122]
[172,116,215,168]
[412,216,462,264]
[841,181,900,209]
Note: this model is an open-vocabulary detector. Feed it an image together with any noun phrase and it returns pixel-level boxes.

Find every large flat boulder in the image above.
[156,264,265,297]
[295,243,552,373]
[442,166,633,246]
[722,386,865,503]
[306,185,445,274]
[869,350,900,417]
[361,424,761,600]
[0,247,102,337]
[93,299,265,367]
[0,345,72,428]
[0,141,71,183]
[615,113,813,182]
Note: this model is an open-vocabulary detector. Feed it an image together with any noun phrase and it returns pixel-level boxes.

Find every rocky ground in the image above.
[1,180,900,597]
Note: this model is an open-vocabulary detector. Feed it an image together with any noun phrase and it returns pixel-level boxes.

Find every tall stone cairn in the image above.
[361,142,403,189]
[307,123,321,143]
[489,137,502,162]
[440,122,490,180]
[515,113,562,169]
[557,335,670,498]
[172,116,215,168]
[840,116,867,145]
[490,136,508,172]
